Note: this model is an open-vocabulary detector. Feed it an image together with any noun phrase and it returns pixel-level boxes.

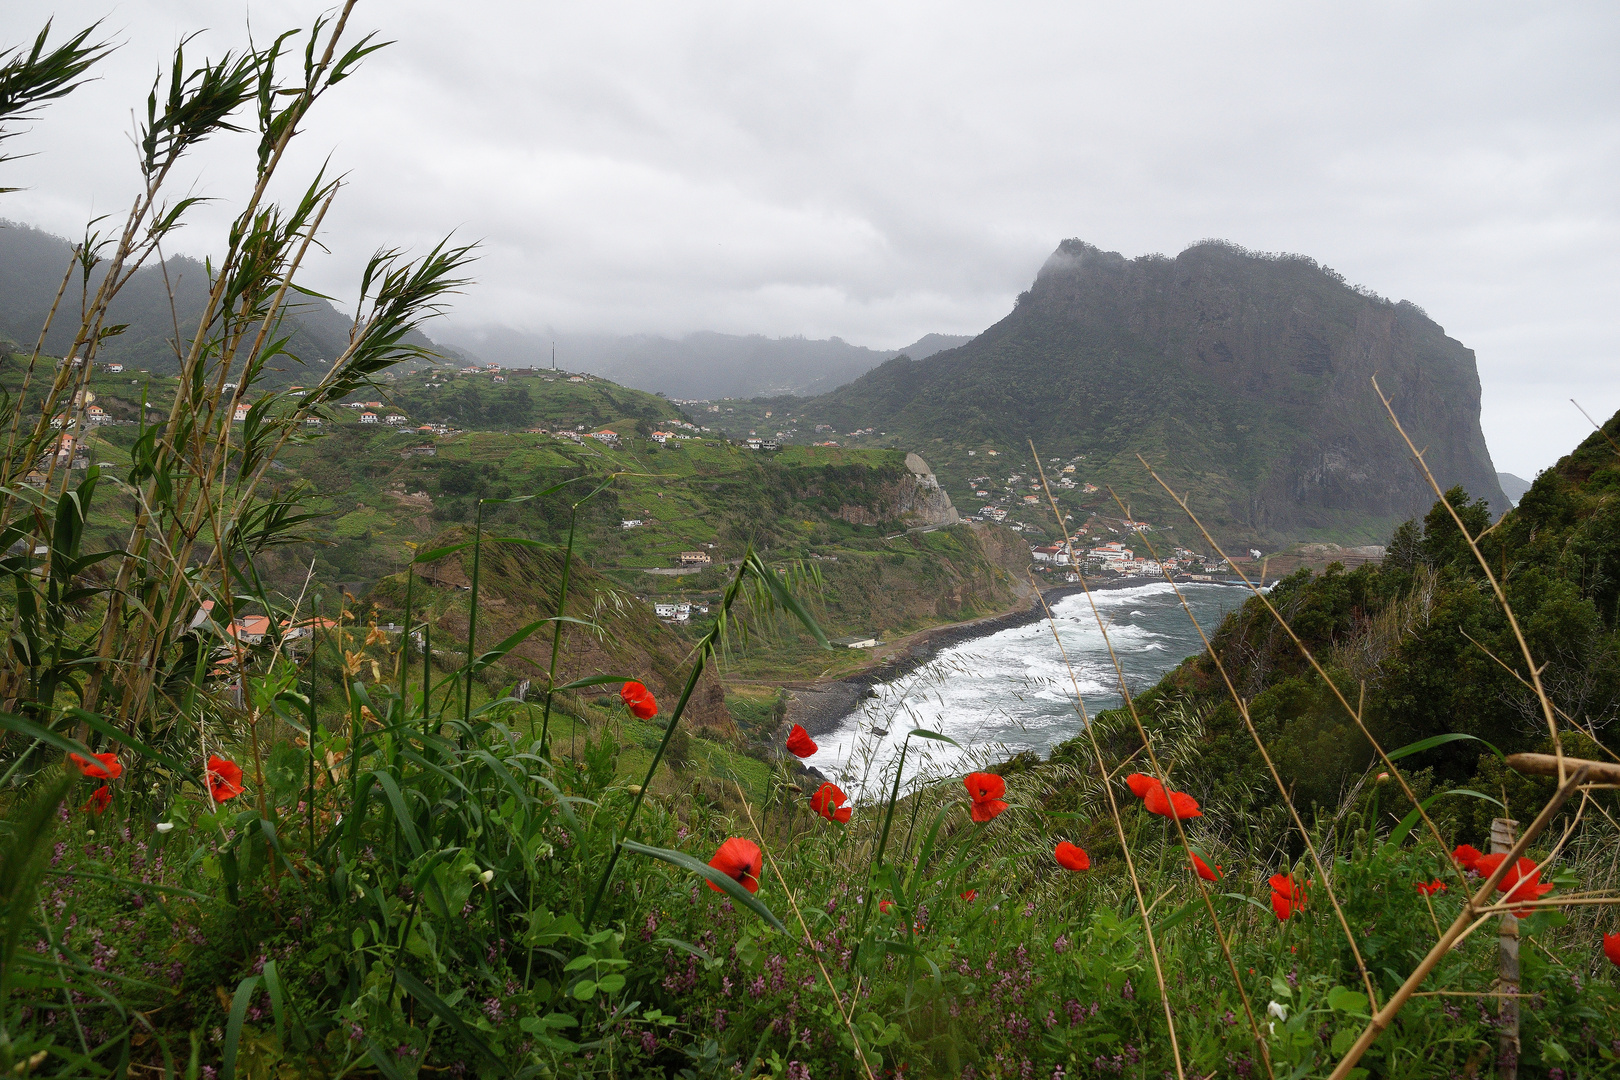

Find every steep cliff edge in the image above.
[809,240,1506,545]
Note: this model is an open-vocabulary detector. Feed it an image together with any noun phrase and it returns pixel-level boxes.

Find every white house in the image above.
[360,412,377,424]
[233,404,250,422]
[304,417,322,426]
[1089,542,1134,563]
[106,363,123,373]
[621,519,643,529]
[384,414,407,424]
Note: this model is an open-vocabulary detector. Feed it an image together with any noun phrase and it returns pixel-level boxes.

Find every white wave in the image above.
[803,583,1244,798]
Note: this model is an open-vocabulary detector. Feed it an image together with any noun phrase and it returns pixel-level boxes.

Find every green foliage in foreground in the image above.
[12,680,1620,1079]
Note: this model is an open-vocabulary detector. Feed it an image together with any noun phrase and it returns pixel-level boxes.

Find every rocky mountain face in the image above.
[809,240,1507,544]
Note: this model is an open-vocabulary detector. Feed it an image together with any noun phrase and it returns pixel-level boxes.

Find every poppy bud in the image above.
[626,785,643,796]
[479,870,495,885]
[155,822,174,833]
[1376,772,1390,783]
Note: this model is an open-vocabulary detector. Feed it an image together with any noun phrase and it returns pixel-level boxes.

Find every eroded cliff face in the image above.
[899,453,960,527]
[831,454,959,528]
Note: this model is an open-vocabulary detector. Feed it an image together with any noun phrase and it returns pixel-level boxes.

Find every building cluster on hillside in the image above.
[1030,537,1210,579]
[651,600,711,622]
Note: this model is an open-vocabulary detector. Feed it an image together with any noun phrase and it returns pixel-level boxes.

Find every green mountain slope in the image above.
[800,239,1507,546]
[1075,406,1620,834]
[32,360,1025,680]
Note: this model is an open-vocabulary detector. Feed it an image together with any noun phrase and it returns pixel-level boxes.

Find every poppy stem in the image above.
[860,734,910,937]
[582,551,755,932]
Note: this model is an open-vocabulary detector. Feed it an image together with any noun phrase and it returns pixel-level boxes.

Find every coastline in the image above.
[783,575,1256,739]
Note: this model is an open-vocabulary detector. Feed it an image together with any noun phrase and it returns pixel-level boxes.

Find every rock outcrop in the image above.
[899,453,959,527]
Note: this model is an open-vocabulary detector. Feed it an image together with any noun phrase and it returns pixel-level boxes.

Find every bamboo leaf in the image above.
[367,770,424,858]
[554,674,630,692]
[221,975,260,1080]
[1386,732,1505,764]
[1382,788,1503,853]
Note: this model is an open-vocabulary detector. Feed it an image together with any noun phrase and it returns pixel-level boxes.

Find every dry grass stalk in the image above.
[1136,455,1464,888]
[1029,449,1275,1075]
[736,784,879,1080]
[1371,376,1565,775]
[1024,583,1190,1080]
[1098,481,1383,1012]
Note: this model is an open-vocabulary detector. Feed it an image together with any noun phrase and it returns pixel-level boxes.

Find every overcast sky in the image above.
[5,1,1617,476]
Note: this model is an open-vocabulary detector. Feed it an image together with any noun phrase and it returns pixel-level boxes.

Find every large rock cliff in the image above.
[810,240,1506,544]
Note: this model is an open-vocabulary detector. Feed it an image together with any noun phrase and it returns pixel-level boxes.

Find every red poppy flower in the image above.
[809,782,852,823]
[1472,854,1555,915]
[964,772,1008,823]
[1189,852,1221,882]
[1125,772,1157,798]
[1604,932,1620,968]
[620,681,658,720]
[879,899,895,914]
[205,755,245,802]
[81,785,111,814]
[1269,873,1308,921]
[70,752,122,780]
[1143,784,1202,821]
[1452,844,1483,872]
[1415,879,1448,897]
[1054,841,1090,872]
[706,837,762,894]
[785,724,817,758]
[1125,772,1201,820]
[960,889,978,901]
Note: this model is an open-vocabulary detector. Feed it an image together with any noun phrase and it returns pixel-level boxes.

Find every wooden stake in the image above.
[1491,818,1520,1079]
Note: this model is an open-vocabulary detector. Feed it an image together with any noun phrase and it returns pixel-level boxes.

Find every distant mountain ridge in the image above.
[1498,472,1533,505]
[435,325,970,399]
[802,239,1507,545]
[0,220,451,378]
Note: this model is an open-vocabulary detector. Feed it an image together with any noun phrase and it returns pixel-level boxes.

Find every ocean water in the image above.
[801,582,1248,797]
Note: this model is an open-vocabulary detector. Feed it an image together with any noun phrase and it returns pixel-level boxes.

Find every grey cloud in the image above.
[4,0,1617,476]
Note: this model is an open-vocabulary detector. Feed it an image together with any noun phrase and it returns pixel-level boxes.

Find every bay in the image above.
[800,582,1249,797]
